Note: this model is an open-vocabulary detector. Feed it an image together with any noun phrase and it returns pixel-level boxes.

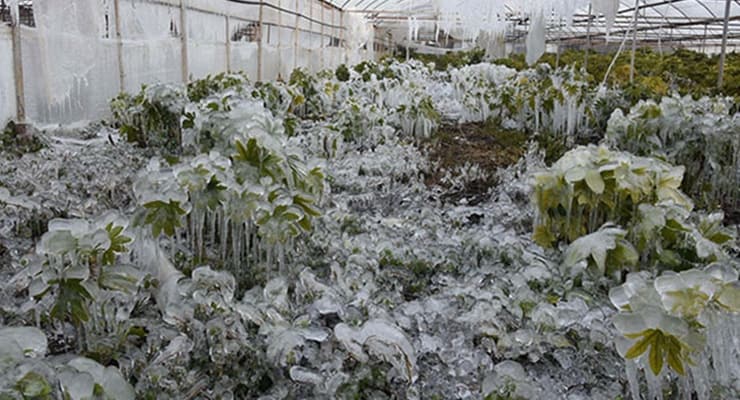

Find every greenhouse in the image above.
[0,0,739,399]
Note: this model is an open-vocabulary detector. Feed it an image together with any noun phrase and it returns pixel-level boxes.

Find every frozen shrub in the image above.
[606,95,740,212]
[186,72,250,102]
[110,84,187,152]
[0,326,135,400]
[610,264,740,399]
[533,145,734,275]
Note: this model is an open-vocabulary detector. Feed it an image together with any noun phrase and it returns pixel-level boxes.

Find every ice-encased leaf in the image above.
[101,366,136,399]
[16,371,52,397]
[562,225,632,275]
[37,230,77,256]
[585,169,605,194]
[0,326,48,358]
[334,319,416,382]
[58,370,95,400]
[289,366,324,386]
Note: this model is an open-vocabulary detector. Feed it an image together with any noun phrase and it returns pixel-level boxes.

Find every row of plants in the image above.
[495,48,740,103]
[3,52,738,399]
[531,144,739,398]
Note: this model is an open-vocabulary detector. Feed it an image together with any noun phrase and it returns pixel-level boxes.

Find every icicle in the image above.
[625,360,642,400]
[645,369,664,400]
[689,351,710,400]
[525,10,546,66]
[220,215,230,263]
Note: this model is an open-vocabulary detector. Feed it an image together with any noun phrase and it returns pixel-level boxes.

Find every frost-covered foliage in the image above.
[133,90,325,276]
[2,58,739,400]
[610,264,740,400]
[110,85,187,152]
[533,145,735,276]
[0,326,134,399]
[606,95,740,211]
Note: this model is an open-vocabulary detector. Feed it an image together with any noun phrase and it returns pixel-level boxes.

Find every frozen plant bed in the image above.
[0,60,738,400]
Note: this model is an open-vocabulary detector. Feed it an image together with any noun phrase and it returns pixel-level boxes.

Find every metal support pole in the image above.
[718,0,732,89]
[294,0,299,72]
[629,0,640,84]
[556,17,562,68]
[225,15,231,72]
[180,0,189,83]
[340,10,346,64]
[10,0,26,132]
[277,0,282,79]
[309,0,313,72]
[113,0,125,92]
[320,3,325,70]
[257,1,264,81]
[585,3,592,72]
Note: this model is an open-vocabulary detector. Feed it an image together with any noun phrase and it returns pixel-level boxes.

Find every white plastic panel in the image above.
[0,25,16,125]
[21,0,120,124]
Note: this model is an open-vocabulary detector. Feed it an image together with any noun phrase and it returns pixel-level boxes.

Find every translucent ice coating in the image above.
[525,10,547,66]
[427,1,619,64]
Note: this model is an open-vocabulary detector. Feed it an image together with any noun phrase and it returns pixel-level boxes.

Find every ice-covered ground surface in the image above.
[0,61,737,399]
[0,122,631,399]
[0,125,146,268]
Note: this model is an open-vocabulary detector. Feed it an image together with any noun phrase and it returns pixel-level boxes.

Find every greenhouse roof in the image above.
[333,0,740,47]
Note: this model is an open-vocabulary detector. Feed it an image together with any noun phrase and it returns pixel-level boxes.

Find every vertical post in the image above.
[113,0,125,92]
[340,10,346,64]
[629,0,640,84]
[277,0,282,79]
[701,24,707,54]
[584,3,592,72]
[718,0,732,89]
[294,0,299,72]
[257,1,264,81]
[320,3,325,70]
[225,15,231,72]
[180,0,189,83]
[10,0,26,130]
[309,0,313,72]
[555,17,562,68]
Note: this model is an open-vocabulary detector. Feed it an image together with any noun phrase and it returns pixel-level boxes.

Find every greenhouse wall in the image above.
[0,24,15,125]
[0,0,374,126]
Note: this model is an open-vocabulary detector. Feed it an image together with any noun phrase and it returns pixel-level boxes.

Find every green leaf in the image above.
[50,279,93,324]
[15,371,52,397]
[648,333,664,375]
[102,223,133,266]
[99,267,138,293]
[665,336,686,375]
[625,329,655,359]
[143,200,187,237]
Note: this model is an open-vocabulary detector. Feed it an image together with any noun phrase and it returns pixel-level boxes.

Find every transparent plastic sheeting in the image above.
[0,0,375,125]
[0,25,15,125]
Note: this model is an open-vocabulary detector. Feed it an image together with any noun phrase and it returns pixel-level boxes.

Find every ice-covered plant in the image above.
[329,95,385,145]
[0,326,135,400]
[561,224,638,277]
[384,80,440,140]
[534,145,735,276]
[134,92,325,274]
[532,145,692,247]
[132,265,270,399]
[606,95,740,211]
[23,212,143,352]
[110,84,187,152]
[186,72,250,102]
[610,264,740,399]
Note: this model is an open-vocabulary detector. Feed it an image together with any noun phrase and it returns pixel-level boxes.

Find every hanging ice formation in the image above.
[424,1,619,66]
[526,11,546,66]
[591,0,621,35]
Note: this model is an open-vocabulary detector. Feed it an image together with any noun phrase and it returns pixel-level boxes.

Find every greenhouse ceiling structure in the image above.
[331,0,740,50]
